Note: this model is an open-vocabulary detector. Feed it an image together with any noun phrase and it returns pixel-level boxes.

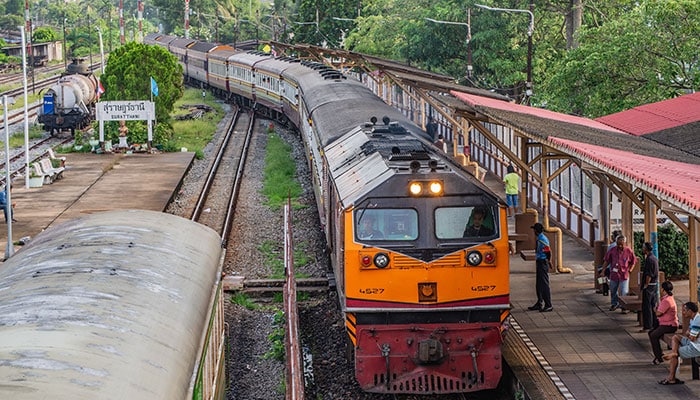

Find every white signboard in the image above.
[96,101,154,121]
[97,100,155,149]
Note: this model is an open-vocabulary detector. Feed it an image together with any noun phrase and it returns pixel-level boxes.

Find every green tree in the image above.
[4,0,23,15]
[539,0,700,117]
[32,26,57,43]
[634,226,688,278]
[100,42,183,143]
[152,0,229,37]
[0,15,23,34]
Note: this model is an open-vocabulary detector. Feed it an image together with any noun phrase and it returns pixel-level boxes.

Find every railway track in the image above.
[0,63,65,87]
[184,107,319,399]
[190,107,252,233]
[186,108,312,399]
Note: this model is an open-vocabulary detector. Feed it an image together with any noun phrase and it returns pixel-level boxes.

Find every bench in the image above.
[520,250,536,261]
[619,271,666,325]
[39,158,65,182]
[661,334,700,380]
[509,233,531,252]
[661,313,700,380]
[46,148,66,167]
[619,295,642,312]
[32,163,54,185]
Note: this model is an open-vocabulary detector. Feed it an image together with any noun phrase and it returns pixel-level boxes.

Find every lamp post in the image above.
[2,95,15,259]
[475,3,534,103]
[87,13,93,67]
[62,16,67,69]
[425,10,473,80]
[19,27,29,190]
[96,27,105,74]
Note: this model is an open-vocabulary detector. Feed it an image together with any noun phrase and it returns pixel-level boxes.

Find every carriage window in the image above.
[435,206,497,240]
[355,209,418,241]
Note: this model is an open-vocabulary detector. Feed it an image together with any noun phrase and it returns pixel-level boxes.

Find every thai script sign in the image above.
[96,101,154,121]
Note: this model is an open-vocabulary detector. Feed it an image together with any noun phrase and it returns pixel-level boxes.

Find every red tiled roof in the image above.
[451,91,625,133]
[595,92,700,135]
[550,137,700,211]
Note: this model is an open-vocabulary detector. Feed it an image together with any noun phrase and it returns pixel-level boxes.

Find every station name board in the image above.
[96,101,154,121]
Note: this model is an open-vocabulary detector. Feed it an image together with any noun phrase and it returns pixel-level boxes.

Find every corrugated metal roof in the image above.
[325,127,395,207]
[550,137,700,212]
[452,91,624,133]
[334,153,395,207]
[451,90,700,215]
[595,92,700,135]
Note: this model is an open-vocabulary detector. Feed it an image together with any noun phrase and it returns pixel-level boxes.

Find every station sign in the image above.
[96,101,154,121]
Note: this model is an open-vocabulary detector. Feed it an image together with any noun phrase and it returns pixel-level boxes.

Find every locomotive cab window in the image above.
[435,206,498,240]
[355,209,417,241]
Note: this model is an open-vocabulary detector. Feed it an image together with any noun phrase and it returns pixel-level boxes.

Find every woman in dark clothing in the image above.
[641,242,659,331]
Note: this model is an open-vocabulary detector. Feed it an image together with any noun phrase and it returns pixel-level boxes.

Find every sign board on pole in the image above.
[97,101,155,149]
[96,101,154,121]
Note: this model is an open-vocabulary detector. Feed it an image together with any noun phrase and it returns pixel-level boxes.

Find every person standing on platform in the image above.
[434,134,446,153]
[598,230,621,296]
[527,223,553,312]
[641,241,659,332]
[660,302,700,385]
[0,184,16,223]
[426,116,438,141]
[600,234,636,313]
[648,281,678,365]
[503,165,519,218]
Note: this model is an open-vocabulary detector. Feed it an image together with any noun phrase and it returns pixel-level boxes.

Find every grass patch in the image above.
[1,125,45,150]
[169,88,224,157]
[259,239,285,278]
[263,310,286,361]
[0,92,43,112]
[230,292,259,310]
[262,132,302,209]
[259,239,313,280]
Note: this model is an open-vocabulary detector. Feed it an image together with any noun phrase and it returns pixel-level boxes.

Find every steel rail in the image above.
[220,112,255,248]
[190,108,240,221]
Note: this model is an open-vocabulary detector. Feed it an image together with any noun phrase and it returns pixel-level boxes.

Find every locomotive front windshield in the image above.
[435,206,498,240]
[355,209,418,241]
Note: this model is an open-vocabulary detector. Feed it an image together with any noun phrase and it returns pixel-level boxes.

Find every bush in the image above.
[634,225,688,277]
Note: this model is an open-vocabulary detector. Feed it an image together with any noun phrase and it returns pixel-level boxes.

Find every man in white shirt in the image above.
[660,302,700,385]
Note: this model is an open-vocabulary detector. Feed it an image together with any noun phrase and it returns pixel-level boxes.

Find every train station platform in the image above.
[0,152,194,257]
[480,171,700,399]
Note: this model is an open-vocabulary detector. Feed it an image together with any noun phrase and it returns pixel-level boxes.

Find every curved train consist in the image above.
[0,210,226,400]
[146,33,511,394]
[38,58,99,134]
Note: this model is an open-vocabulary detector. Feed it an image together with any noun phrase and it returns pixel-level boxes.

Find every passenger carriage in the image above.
[226,52,266,105]
[0,210,226,400]
[207,47,240,97]
[169,37,197,78]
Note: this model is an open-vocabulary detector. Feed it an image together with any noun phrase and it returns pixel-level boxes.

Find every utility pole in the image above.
[119,0,125,44]
[185,0,190,39]
[62,16,67,69]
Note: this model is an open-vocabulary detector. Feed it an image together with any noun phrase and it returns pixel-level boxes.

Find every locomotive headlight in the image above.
[409,182,423,196]
[428,181,443,195]
[466,250,483,266]
[374,252,390,268]
[409,180,444,196]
